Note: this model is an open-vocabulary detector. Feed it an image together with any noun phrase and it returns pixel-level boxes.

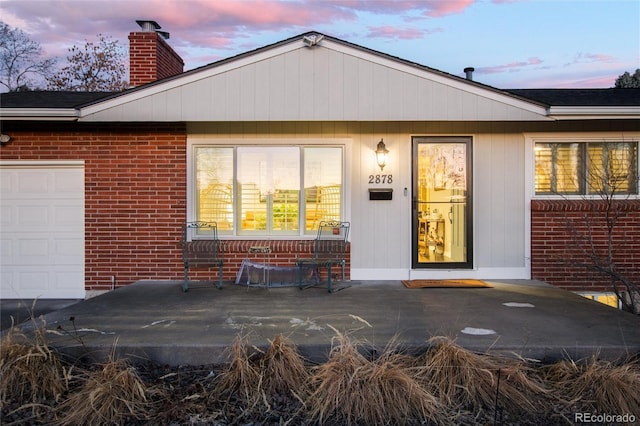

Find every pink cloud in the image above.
[423,0,475,17]
[559,75,618,88]
[337,0,476,17]
[477,57,545,74]
[565,52,616,67]
[525,74,618,89]
[366,26,434,40]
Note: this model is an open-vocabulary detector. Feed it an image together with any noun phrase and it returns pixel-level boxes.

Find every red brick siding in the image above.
[0,123,350,291]
[128,32,184,87]
[531,199,640,291]
[222,240,351,283]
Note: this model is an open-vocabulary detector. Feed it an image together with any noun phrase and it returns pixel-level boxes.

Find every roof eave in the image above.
[0,108,79,121]
[548,106,640,120]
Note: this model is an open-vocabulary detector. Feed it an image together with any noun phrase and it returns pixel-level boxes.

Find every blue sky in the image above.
[1,0,639,88]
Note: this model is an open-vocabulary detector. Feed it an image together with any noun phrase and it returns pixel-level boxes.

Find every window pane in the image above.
[238,147,300,234]
[555,144,580,193]
[535,143,580,194]
[588,143,637,194]
[304,147,343,232]
[534,144,553,193]
[536,141,638,196]
[195,147,234,231]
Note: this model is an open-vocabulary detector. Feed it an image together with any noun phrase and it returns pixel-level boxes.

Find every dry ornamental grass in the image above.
[544,356,640,414]
[213,332,263,409]
[0,326,69,411]
[306,331,443,425]
[260,333,309,398]
[412,337,549,416]
[54,355,150,425]
[2,326,639,425]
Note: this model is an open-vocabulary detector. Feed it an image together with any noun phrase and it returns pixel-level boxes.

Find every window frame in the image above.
[533,138,639,197]
[187,138,349,238]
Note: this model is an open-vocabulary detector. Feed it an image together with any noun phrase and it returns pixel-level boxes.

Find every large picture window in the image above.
[194,145,343,236]
[535,141,638,195]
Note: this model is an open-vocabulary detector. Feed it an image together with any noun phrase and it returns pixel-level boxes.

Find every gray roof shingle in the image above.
[0,91,115,109]
[505,88,640,106]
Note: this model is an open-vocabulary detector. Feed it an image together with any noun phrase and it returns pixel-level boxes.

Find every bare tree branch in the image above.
[0,21,55,91]
[47,34,128,92]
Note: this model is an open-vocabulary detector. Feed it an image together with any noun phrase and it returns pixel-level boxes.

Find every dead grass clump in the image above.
[544,356,640,414]
[213,333,262,408]
[414,337,547,414]
[55,356,149,425]
[0,326,69,407]
[306,331,442,425]
[260,334,309,398]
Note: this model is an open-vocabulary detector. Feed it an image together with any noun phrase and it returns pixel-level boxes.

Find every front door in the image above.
[412,137,472,268]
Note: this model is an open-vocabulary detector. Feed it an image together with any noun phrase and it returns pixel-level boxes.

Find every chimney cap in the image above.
[136,20,161,31]
[463,67,475,81]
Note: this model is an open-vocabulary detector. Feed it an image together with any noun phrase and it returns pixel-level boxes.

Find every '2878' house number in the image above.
[368,174,393,184]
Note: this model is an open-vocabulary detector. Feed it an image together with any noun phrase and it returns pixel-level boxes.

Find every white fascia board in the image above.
[0,160,85,167]
[549,106,640,120]
[324,39,550,117]
[0,108,78,121]
[79,41,301,118]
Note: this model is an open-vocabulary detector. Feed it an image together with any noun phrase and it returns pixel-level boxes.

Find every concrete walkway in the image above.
[4,279,639,366]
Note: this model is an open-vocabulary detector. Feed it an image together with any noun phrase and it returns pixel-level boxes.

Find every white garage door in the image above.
[1,162,85,299]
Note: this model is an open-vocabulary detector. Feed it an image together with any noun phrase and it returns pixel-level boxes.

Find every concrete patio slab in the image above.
[4,279,639,366]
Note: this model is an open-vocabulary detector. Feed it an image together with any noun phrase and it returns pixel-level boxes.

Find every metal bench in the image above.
[296,221,350,293]
[181,221,224,292]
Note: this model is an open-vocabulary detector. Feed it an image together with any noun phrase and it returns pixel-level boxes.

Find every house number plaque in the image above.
[368,174,393,184]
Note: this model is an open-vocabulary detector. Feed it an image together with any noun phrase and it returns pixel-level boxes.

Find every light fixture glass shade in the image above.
[375,139,389,170]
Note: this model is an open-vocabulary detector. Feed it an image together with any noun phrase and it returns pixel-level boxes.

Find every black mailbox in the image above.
[369,188,393,200]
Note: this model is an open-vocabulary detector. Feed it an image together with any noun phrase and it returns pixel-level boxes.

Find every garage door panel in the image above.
[0,204,11,226]
[55,238,84,258]
[54,204,84,226]
[54,271,84,292]
[0,165,85,299]
[0,271,15,298]
[17,204,50,226]
[1,268,83,299]
[54,171,84,193]
[19,238,50,259]
[1,237,12,258]
[20,271,49,290]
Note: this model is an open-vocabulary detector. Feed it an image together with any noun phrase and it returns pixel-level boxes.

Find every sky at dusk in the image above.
[1,0,639,89]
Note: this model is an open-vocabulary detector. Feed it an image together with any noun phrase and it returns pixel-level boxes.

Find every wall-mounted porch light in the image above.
[375,139,389,171]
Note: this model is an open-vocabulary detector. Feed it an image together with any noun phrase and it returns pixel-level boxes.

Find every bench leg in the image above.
[217,263,223,290]
[297,262,303,289]
[183,263,189,292]
[327,263,332,293]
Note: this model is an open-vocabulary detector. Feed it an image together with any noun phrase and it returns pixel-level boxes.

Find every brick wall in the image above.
[222,240,351,283]
[128,31,184,87]
[0,122,350,292]
[531,199,640,292]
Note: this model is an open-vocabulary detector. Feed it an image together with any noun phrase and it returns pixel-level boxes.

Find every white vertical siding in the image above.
[82,44,548,122]
[188,121,529,280]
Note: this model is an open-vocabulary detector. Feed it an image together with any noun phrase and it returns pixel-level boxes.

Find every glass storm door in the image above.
[412,137,472,268]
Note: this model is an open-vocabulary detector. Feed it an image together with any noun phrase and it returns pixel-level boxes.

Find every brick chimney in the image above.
[128,20,184,87]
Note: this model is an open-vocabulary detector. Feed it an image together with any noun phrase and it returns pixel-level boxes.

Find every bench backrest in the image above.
[313,221,350,261]
[182,221,222,261]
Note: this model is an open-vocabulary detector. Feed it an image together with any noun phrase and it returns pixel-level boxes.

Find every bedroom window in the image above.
[195,145,343,236]
[535,141,638,195]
